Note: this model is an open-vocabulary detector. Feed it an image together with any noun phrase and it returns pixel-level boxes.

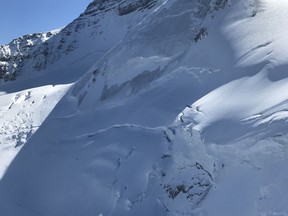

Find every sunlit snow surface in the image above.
[0,84,71,178]
[1,0,288,215]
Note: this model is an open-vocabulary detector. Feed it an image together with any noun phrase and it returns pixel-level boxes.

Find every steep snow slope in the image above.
[0,84,71,178]
[0,0,164,180]
[0,0,163,89]
[1,0,288,215]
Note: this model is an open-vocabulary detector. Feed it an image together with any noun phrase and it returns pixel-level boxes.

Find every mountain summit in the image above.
[1,0,288,215]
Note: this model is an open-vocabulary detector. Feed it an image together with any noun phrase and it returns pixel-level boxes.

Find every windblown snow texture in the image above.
[1,0,288,215]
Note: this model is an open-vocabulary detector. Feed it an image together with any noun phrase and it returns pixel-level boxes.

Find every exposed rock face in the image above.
[0,32,57,81]
[118,0,157,16]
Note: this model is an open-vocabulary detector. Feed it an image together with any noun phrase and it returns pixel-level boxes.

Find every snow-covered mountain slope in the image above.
[0,84,71,178]
[0,0,162,89]
[1,0,288,215]
[0,0,163,180]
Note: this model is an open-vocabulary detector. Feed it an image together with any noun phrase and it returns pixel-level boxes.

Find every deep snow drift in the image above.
[1,0,288,215]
